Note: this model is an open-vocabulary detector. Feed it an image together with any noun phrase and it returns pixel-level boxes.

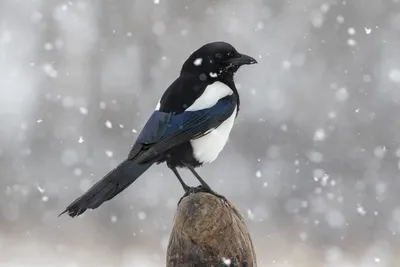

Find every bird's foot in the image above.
[178,185,228,205]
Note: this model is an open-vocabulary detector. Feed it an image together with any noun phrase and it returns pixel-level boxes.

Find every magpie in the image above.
[60,41,257,217]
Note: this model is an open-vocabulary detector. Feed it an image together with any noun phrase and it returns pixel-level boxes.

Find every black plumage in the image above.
[60,41,257,217]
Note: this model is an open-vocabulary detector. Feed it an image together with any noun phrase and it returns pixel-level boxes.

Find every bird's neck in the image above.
[180,70,241,114]
[219,75,240,115]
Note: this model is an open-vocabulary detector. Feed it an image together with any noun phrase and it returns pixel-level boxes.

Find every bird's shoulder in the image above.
[158,73,210,114]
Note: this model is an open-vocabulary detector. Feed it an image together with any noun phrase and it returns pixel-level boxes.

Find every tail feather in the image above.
[60,159,153,217]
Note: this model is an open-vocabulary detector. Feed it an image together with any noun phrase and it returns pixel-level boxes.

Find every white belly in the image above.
[190,106,237,163]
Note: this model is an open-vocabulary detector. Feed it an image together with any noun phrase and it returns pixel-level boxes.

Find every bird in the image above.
[60,41,257,217]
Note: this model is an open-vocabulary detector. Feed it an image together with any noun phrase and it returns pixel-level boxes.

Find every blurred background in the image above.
[1,0,400,266]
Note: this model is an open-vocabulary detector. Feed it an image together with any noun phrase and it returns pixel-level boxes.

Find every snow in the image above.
[105,120,112,129]
[337,15,345,23]
[73,168,82,176]
[388,69,400,83]
[347,39,357,46]
[42,63,58,78]
[348,28,356,35]
[44,43,54,50]
[37,186,45,194]
[110,215,118,223]
[311,11,324,28]
[282,60,291,69]
[79,107,88,115]
[308,151,324,163]
[335,87,349,102]
[373,146,387,159]
[222,257,231,265]
[99,102,106,109]
[138,212,147,220]
[314,128,326,141]
[1,1,399,266]
[193,58,203,66]
[247,209,255,221]
[105,150,113,158]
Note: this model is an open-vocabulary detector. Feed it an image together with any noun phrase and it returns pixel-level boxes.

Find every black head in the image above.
[181,41,257,80]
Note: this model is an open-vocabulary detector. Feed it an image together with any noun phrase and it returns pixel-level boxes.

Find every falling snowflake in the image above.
[347,39,357,46]
[222,257,231,266]
[193,58,203,66]
[138,211,147,220]
[79,107,88,115]
[374,146,386,159]
[247,209,255,220]
[335,87,349,102]
[348,28,356,35]
[73,168,83,176]
[357,204,367,216]
[43,63,58,78]
[37,186,45,194]
[105,120,112,129]
[336,15,344,24]
[314,128,326,141]
[308,151,324,163]
[389,69,400,83]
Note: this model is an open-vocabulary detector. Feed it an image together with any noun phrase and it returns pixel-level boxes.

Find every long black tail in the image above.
[60,159,153,217]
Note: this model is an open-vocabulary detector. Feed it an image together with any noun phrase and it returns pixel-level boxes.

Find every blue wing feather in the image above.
[128,95,236,162]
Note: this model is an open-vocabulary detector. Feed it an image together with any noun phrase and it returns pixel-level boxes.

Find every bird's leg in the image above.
[184,164,227,203]
[169,166,191,193]
[183,164,211,190]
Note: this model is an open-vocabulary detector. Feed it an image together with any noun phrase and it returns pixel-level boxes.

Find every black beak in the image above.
[224,53,258,66]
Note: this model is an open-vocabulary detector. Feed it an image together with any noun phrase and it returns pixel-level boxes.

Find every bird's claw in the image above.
[178,185,228,205]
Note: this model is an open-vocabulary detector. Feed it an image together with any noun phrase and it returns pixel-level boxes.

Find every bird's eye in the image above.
[227,52,233,57]
[215,53,222,59]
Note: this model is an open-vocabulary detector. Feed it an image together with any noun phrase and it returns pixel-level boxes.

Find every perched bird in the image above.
[60,41,257,217]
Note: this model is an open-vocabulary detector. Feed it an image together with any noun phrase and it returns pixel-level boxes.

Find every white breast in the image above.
[190,107,237,163]
[187,81,236,164]
[185,81,233,111]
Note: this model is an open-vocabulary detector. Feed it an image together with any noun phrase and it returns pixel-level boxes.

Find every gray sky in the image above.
[1,0,400,266]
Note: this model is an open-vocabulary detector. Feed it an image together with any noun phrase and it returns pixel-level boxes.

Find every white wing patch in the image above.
[190,106,237,163]
[155,101,161,111]
[185,81,233,111]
